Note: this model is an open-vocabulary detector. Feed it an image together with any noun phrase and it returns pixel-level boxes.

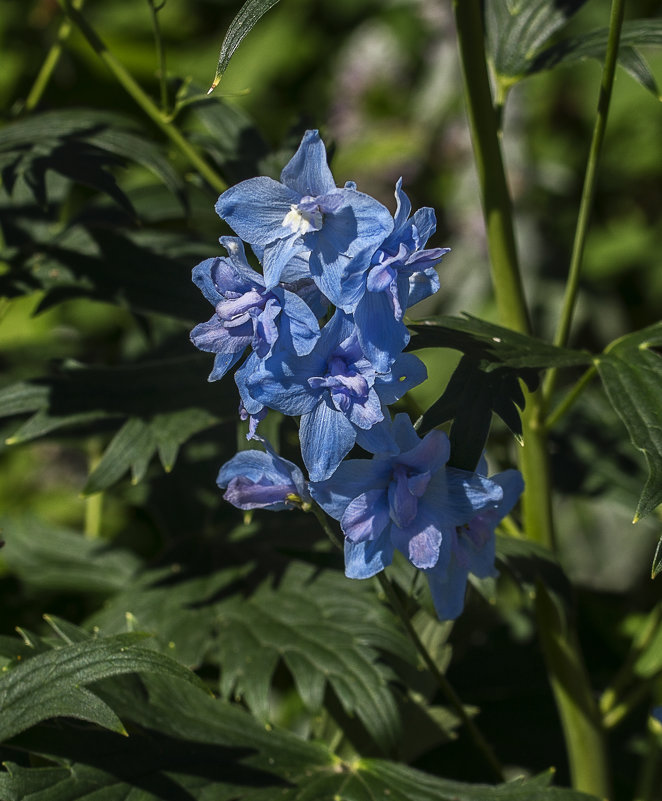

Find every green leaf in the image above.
[529,21,662,98]
[485,0,589,80]
[408,314,592,371]
[0,633,208,742]
[408,315,592,467]
[1,517,140,594]
[0,109,184,209]
[596,322,662,520]
[0,357,231,489]
[210,0,283,92]
[653,534,662,579]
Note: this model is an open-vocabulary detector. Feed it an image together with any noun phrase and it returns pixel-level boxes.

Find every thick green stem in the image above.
[452,2,611,795]
[25,0,85,111]
[536,583,610,797]
[543,0,626,404]
[57,0,226,194]
[452,0,530,337]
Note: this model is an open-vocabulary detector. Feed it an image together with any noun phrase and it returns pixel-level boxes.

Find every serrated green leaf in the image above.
[210,0,283,91]
[596,323,662,520]
[486,0,589,80]
[0,634,208,742]
[408,314,592,370]
[1,517,140,594]
[216,564,415,753]
[87,567,246,668]
[83,417,156,493]
[529,21,662,98]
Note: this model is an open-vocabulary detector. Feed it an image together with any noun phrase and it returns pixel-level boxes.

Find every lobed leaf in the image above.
[596,322,662,520]
[0,633,208,743]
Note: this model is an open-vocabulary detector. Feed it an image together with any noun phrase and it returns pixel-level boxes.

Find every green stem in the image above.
[452,0,530,337]
[452,3,611,796]
[308,501,504,782]
[452,0,554,549]
[57,0,226,194]
[543,0,626,405]
[545,364,598,430]
[25,0,86,112]
[376,571,505,782]
[84,438,104,539]
[147,0,169,113]
[536,583,610,796]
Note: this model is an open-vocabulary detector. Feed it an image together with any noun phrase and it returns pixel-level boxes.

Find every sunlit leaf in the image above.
[209,0,283,92]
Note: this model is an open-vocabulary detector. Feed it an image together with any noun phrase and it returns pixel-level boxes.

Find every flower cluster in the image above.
[191,129,522,619]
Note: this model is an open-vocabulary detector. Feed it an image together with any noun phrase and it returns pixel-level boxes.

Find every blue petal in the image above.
[425,560,470,621]
[423,468,503,529]
[192,257,224,305]
[262,234,309,289]
[390,504,443,569]
[208,350,243,382]
[234,352,264,415]
[355,417,399,456]
[245,351,322,416]
[215,177,300,246]
[309,458,392,520]
[276,286,321,356]
[374,353,427,406]
[344,531,394,579]
[191,316,247,355]
[341,488,390,543]
[280,130,336,197]
[300,401,356,481]
[391,413,421,452]
[354,290,409,372]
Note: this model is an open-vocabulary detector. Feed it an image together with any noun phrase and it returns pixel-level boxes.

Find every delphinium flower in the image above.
[243,311,427,481]
[309,413,524,619]
[215,129,394,306]
[217,438,310,511]
[353,179,451,371]
[190,237,321,382]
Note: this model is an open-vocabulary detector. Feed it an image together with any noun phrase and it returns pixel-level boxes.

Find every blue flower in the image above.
[353,179,451,371]
[244,312,427,481]
[424,464,524,620]
[217,439,310,511]
[215,130,393,308]
[190,237,320,381]
[310,414,522,619]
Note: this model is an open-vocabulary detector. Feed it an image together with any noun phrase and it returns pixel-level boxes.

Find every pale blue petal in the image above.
[280,129,336,197]
[354,290,409,372]
[277,287,321,356]
[300,401,356,481]
[215,177,300,246]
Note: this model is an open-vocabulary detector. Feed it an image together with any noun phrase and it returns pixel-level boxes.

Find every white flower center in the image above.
[282,203,323,235]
